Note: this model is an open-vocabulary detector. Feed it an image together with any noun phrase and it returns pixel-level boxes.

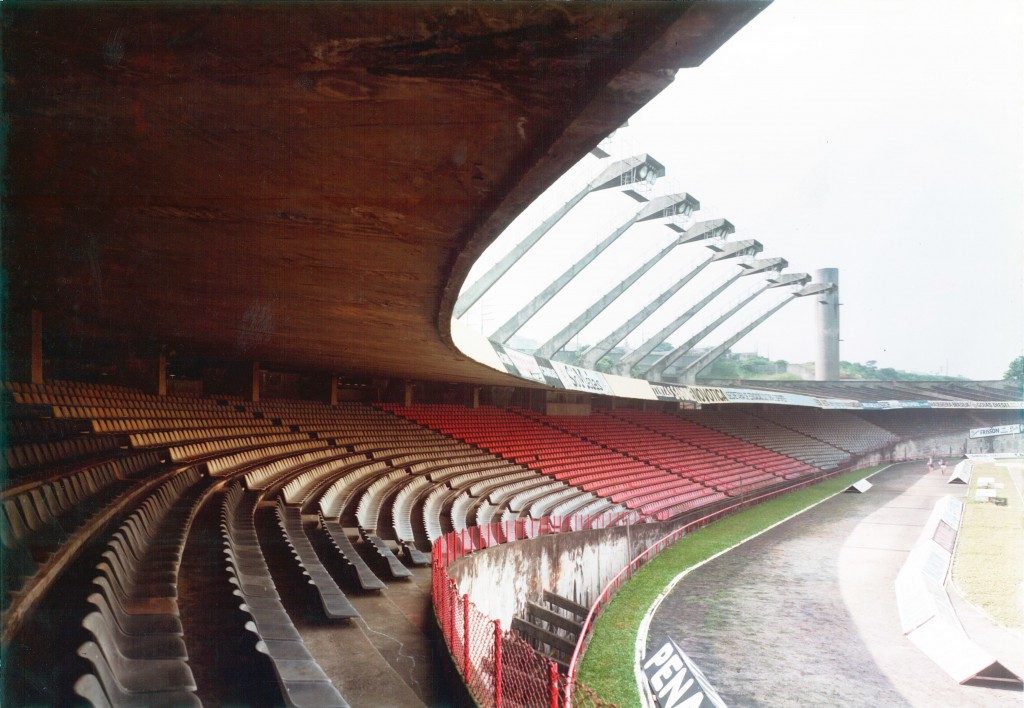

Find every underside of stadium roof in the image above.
[2,1,768,384]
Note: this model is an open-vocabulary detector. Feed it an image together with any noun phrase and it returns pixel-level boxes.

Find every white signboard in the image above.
[845,479,873,493]
[503,347,548,385]
[929,400,1024,409]
[642,637,727,708]
[550,360,614,395]
[969,423,1023,438]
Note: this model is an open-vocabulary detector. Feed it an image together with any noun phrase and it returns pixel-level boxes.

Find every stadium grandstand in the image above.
[2,3,1021,707]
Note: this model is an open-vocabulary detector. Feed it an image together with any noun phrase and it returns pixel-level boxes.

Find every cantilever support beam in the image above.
[489,192,700,344]
[579,235,758,369]
[614,253,782,375]
[453,155,666,318]
[637,258,789,379]
[535,219,734,359]
[678,277,825,383]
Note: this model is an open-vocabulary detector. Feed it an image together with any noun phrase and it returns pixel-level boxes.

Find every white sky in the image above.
[459,0,1023,379]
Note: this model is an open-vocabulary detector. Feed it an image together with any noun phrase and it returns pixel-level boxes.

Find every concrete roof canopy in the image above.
[3,1,769,384]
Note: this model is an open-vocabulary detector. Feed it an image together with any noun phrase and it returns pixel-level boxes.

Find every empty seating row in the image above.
[6,432,122,472]
[757,408,898,453]
[75,467,204,706]
[384,404,727,518]
[1,450,165,604]
[245,448,354,491]
[275,500,359,620]
[131,423,290,449]
[317,511,387,591]
[281,454,372,505]
[207,439,333,476]
[611,411,817,482]
[169,431,313,463]
[677,409,850,469]
[6,416,89,443]
[94,415,276,434]
[222,483,348,707]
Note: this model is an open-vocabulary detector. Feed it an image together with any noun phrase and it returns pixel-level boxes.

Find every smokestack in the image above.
[814,268,840,380]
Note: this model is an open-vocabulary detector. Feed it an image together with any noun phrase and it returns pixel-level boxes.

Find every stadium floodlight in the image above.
[637,259,788,379]
[489,192,699,344]
[534,220,735,360]
[677,275,822,383]
[453,154,666,319]
[578,235,758,369]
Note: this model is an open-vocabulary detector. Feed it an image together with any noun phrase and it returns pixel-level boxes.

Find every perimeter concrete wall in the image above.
[853,431,1024,464]
[447,521,678,626]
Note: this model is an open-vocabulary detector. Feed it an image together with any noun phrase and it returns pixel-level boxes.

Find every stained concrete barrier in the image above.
[447,520,679,627]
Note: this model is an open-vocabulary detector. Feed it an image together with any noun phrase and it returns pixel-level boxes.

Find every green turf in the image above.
[576,464,886,706]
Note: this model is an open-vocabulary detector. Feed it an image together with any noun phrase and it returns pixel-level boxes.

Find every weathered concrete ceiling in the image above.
[3,1,768,384]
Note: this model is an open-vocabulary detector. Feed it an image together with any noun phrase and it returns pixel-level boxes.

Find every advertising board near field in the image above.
[642,637,726,708]
[968,423,1023,438]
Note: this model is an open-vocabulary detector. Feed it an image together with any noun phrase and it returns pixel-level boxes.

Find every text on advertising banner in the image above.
[642,637,727,708]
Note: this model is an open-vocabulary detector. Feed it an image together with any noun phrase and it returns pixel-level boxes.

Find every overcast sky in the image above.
[459,0,1023,380]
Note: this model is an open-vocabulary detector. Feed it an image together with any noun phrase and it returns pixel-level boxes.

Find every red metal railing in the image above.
[432,468,846,706]
[432,513,634,707]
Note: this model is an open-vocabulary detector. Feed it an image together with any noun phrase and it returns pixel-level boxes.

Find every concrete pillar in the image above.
[329,375,339,406]
[814,268,840,381]
[471,386,481,409]
[156,352,167,397]
[250,361,261,403]
[404,381,414,407]
[30,309,43,384]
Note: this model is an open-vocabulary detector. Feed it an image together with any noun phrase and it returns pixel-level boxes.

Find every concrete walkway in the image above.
[646,462,1021,707]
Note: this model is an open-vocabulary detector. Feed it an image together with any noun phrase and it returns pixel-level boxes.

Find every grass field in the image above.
[576,464,885,706]
[951,462,1024,630]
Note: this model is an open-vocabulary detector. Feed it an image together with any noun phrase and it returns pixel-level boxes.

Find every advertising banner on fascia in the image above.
[651,383,729,405]
[532,355,571,389]
[490,343,552,386]
[550,360,614,395]
[969,423,1024,438]
[812,397,864,409]
[721,388,836,407]
[929,400,1024,409]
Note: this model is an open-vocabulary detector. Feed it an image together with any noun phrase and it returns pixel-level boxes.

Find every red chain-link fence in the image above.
[433,467,847,706]
[432,513,631,707]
